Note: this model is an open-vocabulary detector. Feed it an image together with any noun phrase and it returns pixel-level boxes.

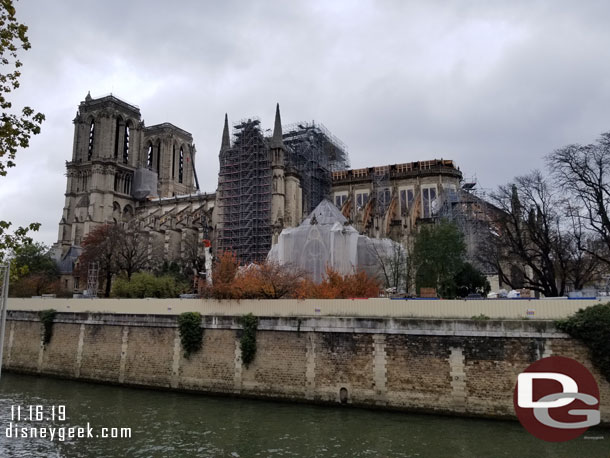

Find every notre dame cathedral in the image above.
[52,93,464,292]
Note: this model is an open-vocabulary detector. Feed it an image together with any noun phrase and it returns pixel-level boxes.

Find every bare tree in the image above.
[370,241,408,294]
[487,171,570,297]
[563,204,604,290]
[181,230,207,279]
[548,133,610,266]
[80,224,153,295]
[79,224,121,297]
[251,261,306,299]
[116,227,150,281]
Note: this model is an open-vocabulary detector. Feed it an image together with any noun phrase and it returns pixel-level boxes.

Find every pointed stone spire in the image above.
[85,91,92,102]
[270,103,284,149]
[220,113,230,152]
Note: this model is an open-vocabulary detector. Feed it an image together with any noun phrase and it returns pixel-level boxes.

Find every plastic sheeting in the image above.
[268,199,400,283]
[133,168,158,200]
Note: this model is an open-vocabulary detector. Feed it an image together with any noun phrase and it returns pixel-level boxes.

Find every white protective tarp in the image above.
[133,167,158,200]
[268,199,399,283]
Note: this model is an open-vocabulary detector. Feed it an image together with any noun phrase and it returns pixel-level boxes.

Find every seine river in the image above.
[0,373,607,457]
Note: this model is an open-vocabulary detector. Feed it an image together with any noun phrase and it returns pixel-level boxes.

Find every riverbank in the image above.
[2,372,606,457]
[2,310,609,425]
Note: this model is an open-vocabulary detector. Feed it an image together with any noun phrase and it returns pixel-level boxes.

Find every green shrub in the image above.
[471,314,490,321]
[39,309,57,346]
[556,302,610,383]
[178,312,203,358]
[239,313,258,367]
[455,263,491,297]
[413,220,465,298]
[111,272,188,298]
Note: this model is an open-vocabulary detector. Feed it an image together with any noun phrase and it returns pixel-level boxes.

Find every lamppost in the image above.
[0,262,10,380]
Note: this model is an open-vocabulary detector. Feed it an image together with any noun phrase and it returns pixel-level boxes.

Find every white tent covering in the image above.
[268,199,400,283]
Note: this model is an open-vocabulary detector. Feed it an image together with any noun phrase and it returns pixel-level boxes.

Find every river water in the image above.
[0,373,607,457]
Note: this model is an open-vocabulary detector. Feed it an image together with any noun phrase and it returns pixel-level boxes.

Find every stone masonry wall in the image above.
[2,312,609,424]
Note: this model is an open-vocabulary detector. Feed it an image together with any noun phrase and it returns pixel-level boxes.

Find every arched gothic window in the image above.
[179,146,184,183]
[156,140,162,174]
[172,145,176,179]
[147,143,153,169]
[87,120,95,160]
[123,123,131,163]
[114,118,121,158]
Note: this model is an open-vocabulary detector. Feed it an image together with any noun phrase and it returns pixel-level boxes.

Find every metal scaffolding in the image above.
[217,116,349,263]
[372,165,392,217]
[437,177,497,274]
[217,118,272,264]
[87,261,99,297]
[283,122,349,215]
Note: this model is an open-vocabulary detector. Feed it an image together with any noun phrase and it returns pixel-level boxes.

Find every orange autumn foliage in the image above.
[203,252,304,299]
[295,267,380,299]
[232,261,305,299]
[207,250,239,299]
[203,252,380,300]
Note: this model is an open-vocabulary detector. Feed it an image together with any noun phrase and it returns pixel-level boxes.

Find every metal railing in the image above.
[0,262,10,380]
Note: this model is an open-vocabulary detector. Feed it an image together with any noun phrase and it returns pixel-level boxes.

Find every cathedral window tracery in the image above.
[114,117,121,158]
[123,122,131,164]
[147,143,153,169]
[156,140,162,174]
[172,144,176,179]
[179,146,184,183]
[87,120,95,160]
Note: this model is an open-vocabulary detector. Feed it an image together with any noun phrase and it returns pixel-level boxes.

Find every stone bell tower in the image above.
[55,92,199,257]
[57,92,144,253]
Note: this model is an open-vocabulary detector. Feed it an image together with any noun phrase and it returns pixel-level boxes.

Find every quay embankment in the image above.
[2,298,609,424]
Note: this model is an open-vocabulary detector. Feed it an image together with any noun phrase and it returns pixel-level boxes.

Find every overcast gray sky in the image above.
[2,0,610,246]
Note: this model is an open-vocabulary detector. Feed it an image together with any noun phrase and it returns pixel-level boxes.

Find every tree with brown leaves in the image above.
[206,250,239,299]
[295,266,380,299]
[232,261,305,299]
[78,224,121,297]
[203,255,376,300]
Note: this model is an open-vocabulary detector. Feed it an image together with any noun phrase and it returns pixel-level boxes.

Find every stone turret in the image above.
[220,113,231,152]
[270,104,286,243]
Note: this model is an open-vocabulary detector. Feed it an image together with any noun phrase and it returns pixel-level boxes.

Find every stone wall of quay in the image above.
[2,312,609,424]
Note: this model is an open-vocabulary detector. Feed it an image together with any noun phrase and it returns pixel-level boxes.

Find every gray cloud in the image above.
[2,0,610,246]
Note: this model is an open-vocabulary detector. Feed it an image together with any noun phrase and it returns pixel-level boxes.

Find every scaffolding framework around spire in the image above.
[283,121,350,215]
[217,118,272,264]
[217,115,350,263]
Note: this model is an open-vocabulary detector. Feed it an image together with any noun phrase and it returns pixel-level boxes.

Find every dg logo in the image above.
[513,356,601,442]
